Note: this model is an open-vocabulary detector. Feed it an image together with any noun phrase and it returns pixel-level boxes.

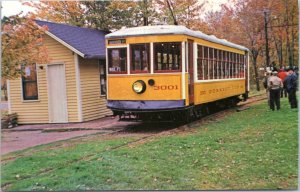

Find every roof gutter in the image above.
[84,54,106,59]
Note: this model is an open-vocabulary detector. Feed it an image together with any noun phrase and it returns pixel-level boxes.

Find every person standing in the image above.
[278,68,288,97]
[268,71,283,111]
[284,68,298,108]
[263,71,272,106]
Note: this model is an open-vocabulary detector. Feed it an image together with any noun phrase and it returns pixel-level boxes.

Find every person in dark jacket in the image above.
[284,68,298,108]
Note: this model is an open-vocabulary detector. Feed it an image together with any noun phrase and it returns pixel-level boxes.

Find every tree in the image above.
[131,0,160,26]
[26,0,159,31]
[1,15,49,79]
[201,0,298,91]
[156,0,206,29]
[24,1,84,26]
[203,1,265,91]
[282,0,298,67]
[82,1,137,30]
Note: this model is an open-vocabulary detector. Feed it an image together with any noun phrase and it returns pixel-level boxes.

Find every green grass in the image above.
[2,98,298,190]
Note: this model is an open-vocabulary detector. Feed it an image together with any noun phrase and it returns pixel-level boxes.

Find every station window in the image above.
[99,59,106,96]
[154,42,181,72]
[130,43,150,73]
[108,48,127,74]
[22,64,38,100]
[197,46,245,80]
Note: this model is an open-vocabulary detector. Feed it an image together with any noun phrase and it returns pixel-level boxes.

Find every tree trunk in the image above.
[290,6,296,67]
[279,37,283,67]
[143,0,149,26]
[284,0,293,67]
[273,36,283,68]
[251,50,260,91]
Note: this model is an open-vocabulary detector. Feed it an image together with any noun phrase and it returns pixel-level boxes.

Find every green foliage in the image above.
[156,0,206,28]
[82,1,132,31]
[29,1,160,31]
[2,98,298,190]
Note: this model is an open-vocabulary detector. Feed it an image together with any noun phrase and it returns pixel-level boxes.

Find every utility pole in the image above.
[264,10,270,68]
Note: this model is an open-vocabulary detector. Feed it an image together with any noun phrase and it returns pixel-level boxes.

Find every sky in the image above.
[1,0,230,17]
[1,0,36,17]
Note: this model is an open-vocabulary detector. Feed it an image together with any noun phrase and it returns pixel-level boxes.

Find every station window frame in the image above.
[99,59,107,96]
[21,64,38,100]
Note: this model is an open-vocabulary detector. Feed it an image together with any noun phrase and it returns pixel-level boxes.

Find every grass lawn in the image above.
[1,98,298,190]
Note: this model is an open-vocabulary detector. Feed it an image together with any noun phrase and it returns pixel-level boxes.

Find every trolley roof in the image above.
[105,25,248,52]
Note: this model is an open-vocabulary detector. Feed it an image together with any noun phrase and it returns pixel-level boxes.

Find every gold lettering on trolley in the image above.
[153,85,179,91]
[200,85,243,95]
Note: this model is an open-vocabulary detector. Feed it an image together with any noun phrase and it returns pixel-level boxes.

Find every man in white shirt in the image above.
[268,71,283,111]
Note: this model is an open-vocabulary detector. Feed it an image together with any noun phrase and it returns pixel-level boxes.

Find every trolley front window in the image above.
[130,43,150,73]
[154,42,181,72]
[108,48,127,74]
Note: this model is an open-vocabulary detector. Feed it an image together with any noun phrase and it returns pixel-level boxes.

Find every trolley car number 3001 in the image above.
[153,85,179,91]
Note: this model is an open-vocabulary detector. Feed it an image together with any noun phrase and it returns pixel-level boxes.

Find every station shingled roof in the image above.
[35,20,109,59]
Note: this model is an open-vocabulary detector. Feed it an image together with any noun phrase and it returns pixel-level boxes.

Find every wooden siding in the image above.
[8,35,80,124]
[8,70,49,124]
[79,57,112,121]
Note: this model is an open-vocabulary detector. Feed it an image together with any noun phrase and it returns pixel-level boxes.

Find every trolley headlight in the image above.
[132,80,146,94]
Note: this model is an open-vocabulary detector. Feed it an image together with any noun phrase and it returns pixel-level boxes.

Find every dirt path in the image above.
[1,117,135,155]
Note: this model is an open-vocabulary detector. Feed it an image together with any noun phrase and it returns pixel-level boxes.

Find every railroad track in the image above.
[3,93,267,162]
[2,94,267,190]
[106,93,268,145]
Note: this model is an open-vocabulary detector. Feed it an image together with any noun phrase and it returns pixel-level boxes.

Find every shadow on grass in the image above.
[119,121,184,134]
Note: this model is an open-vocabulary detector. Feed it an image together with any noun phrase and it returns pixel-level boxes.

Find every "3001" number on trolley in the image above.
[153,85,179,90]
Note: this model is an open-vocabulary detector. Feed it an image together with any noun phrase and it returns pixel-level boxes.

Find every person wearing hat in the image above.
[284,68,298,108]
[268,71,283,111]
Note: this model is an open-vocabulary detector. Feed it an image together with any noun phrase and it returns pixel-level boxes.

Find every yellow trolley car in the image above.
[105,25,249,121]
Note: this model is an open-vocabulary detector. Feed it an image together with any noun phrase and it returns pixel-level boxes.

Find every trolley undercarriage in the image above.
[111,95,245,123]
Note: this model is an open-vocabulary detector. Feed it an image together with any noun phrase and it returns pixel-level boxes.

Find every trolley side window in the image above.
[154,42,181,72]
[203,47,209,79]
[130,43,150,73]
[197,45,203,80]
[108,48,127,74]
[240,54,245,78]
[197,46,245,80]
